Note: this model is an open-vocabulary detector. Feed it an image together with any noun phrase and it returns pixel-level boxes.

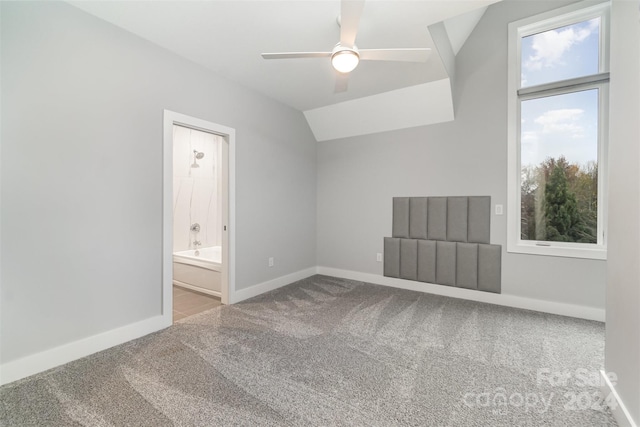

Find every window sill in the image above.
[507,241,607,260]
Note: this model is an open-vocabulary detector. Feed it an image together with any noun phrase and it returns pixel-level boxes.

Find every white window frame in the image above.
[507,1,610,260]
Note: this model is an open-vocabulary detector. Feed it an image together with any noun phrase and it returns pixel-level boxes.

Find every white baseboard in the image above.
[232,267,318,303]
[0,267,316,387]
[0,266,604,387]
[316,267,605,322]
[600,370,638,427]
[0,315,169,386]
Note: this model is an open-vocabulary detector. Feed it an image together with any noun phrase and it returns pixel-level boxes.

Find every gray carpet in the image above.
[0,275,616,426]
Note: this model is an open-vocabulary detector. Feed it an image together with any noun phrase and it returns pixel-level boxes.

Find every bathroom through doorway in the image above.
[162,111,235,325]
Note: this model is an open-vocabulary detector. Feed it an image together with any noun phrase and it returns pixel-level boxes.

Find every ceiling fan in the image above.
[261,0,431,92]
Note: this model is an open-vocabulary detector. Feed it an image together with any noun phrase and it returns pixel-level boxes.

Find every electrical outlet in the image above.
[376,253,382,262]
[495,204,504,215]
[268,257,274,267]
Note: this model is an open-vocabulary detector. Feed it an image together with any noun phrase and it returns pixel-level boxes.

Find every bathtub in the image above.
[173,246,222,297]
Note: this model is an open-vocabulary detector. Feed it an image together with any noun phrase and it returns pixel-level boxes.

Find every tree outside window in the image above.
[508,2,609,259]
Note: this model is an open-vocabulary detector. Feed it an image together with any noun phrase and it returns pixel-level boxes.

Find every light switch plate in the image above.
[495,204,504,215]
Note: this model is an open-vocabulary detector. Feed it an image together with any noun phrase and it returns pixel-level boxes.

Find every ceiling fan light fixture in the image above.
[331,48,359,73]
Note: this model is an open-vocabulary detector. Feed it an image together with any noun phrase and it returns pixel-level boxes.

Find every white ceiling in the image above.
[70,1,497,113]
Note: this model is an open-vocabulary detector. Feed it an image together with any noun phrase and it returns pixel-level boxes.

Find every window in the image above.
[507,1,609,260]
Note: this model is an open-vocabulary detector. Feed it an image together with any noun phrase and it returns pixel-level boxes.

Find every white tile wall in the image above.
[173,125,222,252]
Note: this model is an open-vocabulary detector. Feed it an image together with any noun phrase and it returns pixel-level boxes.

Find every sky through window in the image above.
[521,18,600,88]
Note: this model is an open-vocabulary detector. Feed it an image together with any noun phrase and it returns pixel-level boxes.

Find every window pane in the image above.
[520,89,598,243]
[521,18,600,88]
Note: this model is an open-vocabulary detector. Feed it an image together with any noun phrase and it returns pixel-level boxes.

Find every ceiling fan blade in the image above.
[261,52,331,60]
[334,73,349,93]
[340,0,365,47]
[359,48,431,62]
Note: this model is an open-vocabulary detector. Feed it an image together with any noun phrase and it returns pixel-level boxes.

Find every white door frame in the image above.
[162,110,236,325]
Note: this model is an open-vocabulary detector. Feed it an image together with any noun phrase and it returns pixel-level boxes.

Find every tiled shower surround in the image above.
[172,125,223,252]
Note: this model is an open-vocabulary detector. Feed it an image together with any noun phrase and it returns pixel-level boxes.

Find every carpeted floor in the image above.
[0,275,616,426]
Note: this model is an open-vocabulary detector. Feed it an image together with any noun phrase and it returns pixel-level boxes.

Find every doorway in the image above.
[162,110,235,326]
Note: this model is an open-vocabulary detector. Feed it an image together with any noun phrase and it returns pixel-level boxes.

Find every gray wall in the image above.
[605,0,640,422]
[1,2,317,363]
[317,0,606,309]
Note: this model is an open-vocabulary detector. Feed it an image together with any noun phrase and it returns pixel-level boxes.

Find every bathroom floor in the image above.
[173,285,222,323]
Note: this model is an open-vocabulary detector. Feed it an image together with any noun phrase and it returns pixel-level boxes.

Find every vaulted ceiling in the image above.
[70,1,500,140]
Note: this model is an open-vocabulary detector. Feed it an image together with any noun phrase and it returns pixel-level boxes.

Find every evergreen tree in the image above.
[521,156,598,243]
[543,165,587,242]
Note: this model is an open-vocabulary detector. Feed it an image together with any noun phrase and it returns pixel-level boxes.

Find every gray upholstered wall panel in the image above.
[436,241,456,286]
[427,197,447,241]
[478,244,501,293]
[456,243,478,289]
[409,197,428,239]
[447,197,468,242]
[385,195,500,293]
[400,239,418,280]
[468,196,491,244]
[384,237,400,278]
[392,197,410,238]
[417,240,436,283]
